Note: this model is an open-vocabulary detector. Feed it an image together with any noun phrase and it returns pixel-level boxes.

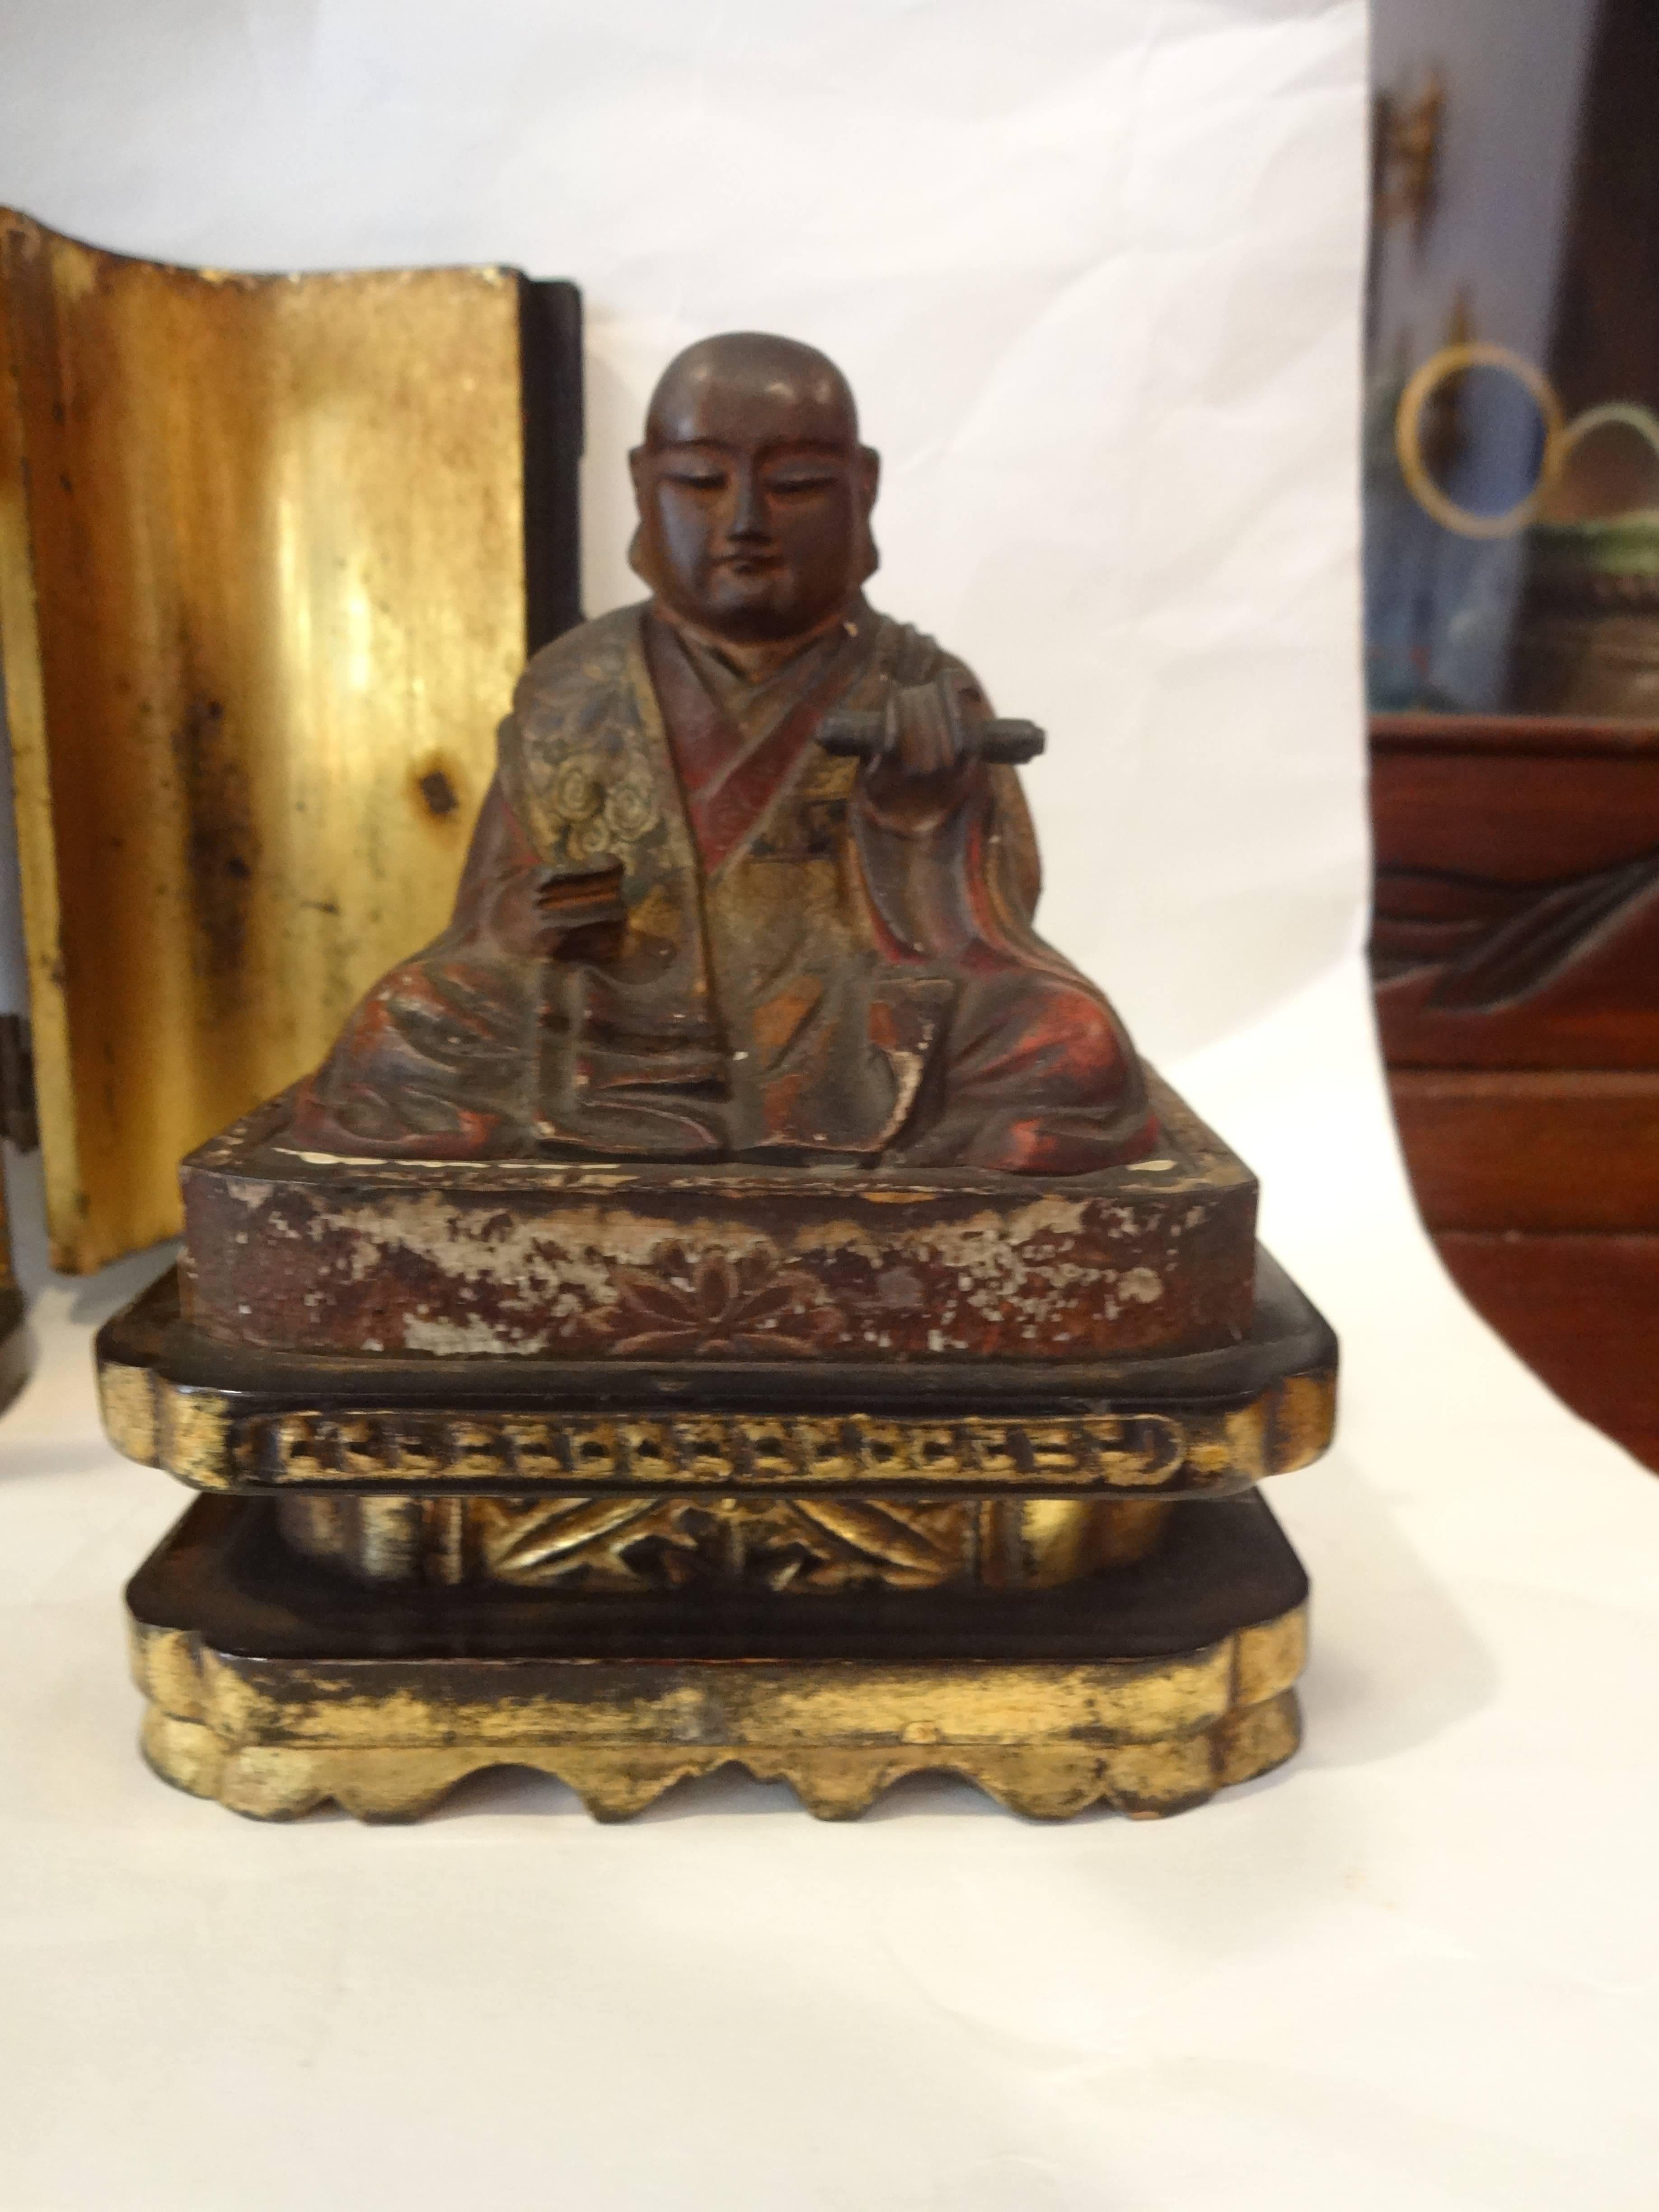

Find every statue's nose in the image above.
[729,466,770,540]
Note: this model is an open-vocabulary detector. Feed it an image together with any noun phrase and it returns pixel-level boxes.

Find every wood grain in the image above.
[1390,1070,1659,1232]
[1372,746,1659,880]
[1371,735,1659,1067]
[1435,1231,1659,1471]
[1373,711,1659,756]
[1371,713,1659,1474]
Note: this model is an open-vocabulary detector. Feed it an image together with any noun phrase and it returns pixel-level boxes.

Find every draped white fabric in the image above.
[0,6,1655,2207]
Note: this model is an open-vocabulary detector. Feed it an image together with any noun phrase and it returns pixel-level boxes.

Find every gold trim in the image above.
[1268,1369,1339,1474]
[96,1344,1337,1499]
[249,1405,1194,1491]
[96,1360,159,1468]
[130,1601,1306,1823]
[274,1490,1174,1593]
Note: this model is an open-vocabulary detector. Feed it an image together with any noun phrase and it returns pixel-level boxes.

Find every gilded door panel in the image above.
[0,212,532,1269]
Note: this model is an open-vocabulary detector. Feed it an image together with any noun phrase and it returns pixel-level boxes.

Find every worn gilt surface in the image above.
[0,211,529,1269]
[275,1491,1174,1592]
[129,1602,1306,1823]
[96,1330,1335,1502]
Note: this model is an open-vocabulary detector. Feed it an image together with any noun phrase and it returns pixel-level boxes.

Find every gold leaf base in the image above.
[137,1687,1300,1823]
[128,1559,1306,1825]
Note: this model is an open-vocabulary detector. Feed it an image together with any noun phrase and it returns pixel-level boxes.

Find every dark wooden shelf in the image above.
[1370,712,1659,1470]
[1372,710,1659,756]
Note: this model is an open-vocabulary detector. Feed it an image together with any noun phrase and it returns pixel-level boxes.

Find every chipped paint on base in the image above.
[181,1070,1257,1363]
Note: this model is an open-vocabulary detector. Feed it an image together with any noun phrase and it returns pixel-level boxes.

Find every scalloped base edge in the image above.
[139,1688,1301,1824]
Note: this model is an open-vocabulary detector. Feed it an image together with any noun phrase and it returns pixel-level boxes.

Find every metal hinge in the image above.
[0,1015,38,1153]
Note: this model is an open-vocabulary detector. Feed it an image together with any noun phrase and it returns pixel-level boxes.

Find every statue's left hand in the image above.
[859,670,989,832]
[530,860,628,953]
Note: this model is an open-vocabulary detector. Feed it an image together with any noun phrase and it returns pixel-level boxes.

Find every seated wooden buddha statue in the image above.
[291,333,1155,1174]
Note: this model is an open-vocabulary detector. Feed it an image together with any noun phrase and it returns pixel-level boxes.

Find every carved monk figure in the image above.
[293,333,1154,1173]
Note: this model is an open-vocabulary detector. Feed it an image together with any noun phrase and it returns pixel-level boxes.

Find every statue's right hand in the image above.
[858,670,989,833]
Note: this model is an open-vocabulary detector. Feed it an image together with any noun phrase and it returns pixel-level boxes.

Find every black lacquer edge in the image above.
[98,1247,1336,1425]
[127,1491,1310,1668]
[519,276,584,655]
[0,1287,28,1415]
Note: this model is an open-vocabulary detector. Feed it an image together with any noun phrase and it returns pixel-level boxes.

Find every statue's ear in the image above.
[626,449,656,585]
[856,446,881,583]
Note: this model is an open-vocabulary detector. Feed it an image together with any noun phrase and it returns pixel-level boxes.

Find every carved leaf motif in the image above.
[608,1239,838,1359]
[655,1240,697,1286]
[722,1284,795,1326]
[696,1253,735,1323]
[610,1275,693,1325]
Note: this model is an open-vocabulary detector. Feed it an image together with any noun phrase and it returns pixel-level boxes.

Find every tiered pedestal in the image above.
[101,1277,1333,1822]
[98,1079,1335,1821]
[125,1488,1311,1823]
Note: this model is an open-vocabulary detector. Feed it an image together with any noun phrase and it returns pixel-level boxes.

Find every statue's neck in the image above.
[650,595,863,687]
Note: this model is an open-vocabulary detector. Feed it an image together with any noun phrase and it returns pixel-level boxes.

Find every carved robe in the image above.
[291,599,1154,1172]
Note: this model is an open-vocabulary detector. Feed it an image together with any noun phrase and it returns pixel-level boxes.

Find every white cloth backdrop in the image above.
[0,6,1655,2208]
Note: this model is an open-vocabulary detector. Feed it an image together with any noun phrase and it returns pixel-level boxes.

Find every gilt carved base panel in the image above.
[273,1490,1175,1594]
[127,1494,1308,1823]
[95,1251,1335,1502]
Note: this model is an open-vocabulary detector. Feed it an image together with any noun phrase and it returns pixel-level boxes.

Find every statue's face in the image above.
[631,374,878,644]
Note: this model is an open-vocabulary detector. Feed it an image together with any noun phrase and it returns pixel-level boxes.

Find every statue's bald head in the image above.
[630,331,879,646]
[644,333,861,453]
